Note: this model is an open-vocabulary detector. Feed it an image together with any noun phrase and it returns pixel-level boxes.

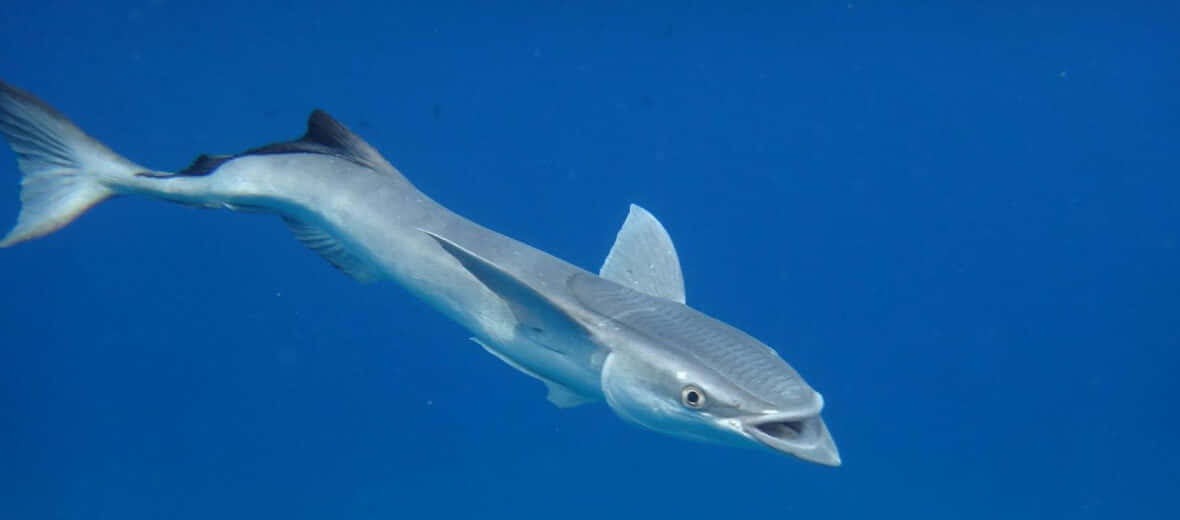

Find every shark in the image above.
[0,80,840,466]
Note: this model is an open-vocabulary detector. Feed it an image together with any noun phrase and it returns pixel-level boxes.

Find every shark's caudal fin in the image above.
[0,81,147,247]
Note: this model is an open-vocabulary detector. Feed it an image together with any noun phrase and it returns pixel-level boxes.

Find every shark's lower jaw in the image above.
[742,413,842,467]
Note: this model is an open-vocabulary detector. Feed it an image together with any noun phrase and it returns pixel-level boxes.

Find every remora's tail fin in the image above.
[0,80,146,247]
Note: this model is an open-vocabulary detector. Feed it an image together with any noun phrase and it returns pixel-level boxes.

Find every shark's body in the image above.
[0,81,840,465]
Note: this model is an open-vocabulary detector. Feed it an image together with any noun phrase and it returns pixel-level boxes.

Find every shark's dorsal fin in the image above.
[284,217,380,282]
[422,229,589,346]
[599,204,685,304]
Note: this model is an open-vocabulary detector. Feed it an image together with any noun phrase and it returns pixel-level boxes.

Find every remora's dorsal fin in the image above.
[284,217,380,282]
[171,110,408,180]
[177,154,233,176]
[422,229,589,343]
[246,110,402,176]
[599,204,685,303]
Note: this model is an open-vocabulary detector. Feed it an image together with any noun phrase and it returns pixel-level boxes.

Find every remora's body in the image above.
[0,81,839,465]
[144,139,610,403]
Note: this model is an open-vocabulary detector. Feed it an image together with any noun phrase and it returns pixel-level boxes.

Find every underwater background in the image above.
[1,2,1176,518]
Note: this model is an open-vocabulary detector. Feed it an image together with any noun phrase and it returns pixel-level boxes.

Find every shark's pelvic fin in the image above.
[422,229,588,343]
[284,217,380,282]
[469,337,592,408]
[599,204,685,303]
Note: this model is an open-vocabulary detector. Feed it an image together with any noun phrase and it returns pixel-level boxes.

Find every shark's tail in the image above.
[0,80,149,247]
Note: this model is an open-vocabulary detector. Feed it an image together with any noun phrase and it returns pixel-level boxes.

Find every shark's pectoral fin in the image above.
[600,204,685,303]
[469,337,592,408]
[284,217,380,282]
[423,229,589,343]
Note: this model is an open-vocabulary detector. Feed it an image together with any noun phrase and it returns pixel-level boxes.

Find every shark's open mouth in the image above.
[741,413,841,466]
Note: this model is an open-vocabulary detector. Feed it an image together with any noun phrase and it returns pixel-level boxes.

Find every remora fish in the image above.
[0,80,840,466]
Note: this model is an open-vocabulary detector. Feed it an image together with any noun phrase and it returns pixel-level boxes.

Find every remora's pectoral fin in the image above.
[422,230,588,341]
[599,204,686,303]
[469,338,592,408]
[285,217,380,282]
[543,382,593,408]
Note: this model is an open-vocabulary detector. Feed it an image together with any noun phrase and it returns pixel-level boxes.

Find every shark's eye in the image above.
[680,385,706,409]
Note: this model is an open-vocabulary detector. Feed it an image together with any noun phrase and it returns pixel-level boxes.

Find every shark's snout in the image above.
[741,412,841,467]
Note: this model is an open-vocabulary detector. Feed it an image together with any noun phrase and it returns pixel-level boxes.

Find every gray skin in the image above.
[0,80,840,466]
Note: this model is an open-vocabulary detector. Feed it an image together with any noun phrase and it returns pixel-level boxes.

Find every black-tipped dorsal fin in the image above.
[303,110,370,156]
[244,109,402,177]
[170,110,410,180]
[178,154,234,176]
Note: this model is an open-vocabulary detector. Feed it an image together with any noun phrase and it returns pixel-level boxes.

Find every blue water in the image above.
[1,2,1176,518]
